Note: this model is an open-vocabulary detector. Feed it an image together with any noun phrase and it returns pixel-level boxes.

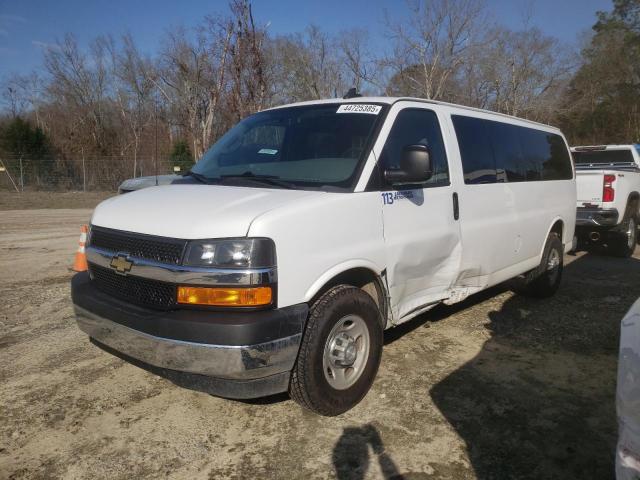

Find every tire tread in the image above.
[289,285,381,416]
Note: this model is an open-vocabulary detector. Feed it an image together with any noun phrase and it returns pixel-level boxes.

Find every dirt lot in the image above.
[1,204,638,479]
[0,191,114,211]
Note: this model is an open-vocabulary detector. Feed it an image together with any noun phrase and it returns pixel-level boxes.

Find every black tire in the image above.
[516,233,564,298]
[289,285,383,416]
[610,216,637,258]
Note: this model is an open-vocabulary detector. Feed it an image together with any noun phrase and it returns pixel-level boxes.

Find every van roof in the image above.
[265,96,558,131]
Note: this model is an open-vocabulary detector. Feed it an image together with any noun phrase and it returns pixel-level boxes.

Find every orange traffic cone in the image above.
[73,225,89,272]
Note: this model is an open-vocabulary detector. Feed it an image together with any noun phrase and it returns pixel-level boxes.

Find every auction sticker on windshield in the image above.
[336,104,382,115]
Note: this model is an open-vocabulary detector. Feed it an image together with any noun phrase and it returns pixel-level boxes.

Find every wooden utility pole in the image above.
[154,101,158,186]
[81,147,86,192]
[19,155,24,192]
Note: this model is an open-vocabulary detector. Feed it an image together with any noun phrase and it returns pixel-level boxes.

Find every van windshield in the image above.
[572,149,635,165]
[190,104,385,190]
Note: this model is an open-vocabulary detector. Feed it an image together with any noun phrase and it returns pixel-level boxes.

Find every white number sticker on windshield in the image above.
[336,104,382,115]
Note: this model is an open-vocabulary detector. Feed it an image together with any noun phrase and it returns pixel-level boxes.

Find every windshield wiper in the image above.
[183,170,219,185]
[219,172,296,189]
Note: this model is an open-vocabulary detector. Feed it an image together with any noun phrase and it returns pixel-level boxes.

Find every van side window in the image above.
[486,122,526,182]
[381,109,449,186]
[516,128,573,181]
[451,115,497,184]
[453,114,573,184]
[516,128,545,181]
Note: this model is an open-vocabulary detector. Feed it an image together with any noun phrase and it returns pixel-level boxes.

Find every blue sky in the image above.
[0,0,612,77]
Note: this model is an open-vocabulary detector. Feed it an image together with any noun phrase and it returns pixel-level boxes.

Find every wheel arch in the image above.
[626,191,640,220]
[538,217,565,261]
[304,262,388,329]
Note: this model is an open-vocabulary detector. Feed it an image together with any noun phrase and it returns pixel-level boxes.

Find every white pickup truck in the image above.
[572,145,640,257]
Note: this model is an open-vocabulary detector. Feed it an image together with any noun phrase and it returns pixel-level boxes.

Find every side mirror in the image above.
[384,144,433,185]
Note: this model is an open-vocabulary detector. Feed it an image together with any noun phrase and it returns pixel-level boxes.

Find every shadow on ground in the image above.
[429,253,640,479]
[332,424,406,480]
[332,252,640,479]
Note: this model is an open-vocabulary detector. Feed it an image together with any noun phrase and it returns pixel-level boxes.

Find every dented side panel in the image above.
[374,103,463,323]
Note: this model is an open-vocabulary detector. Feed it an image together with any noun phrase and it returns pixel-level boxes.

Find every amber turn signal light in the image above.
[177,286,272,306]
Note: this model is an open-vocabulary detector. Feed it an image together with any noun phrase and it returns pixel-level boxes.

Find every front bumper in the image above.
[576,207,619,227]
[71,272,308,398]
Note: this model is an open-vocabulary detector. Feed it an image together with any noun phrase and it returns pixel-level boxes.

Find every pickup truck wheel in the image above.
[517,233,563,298]
[289,285,383,416]
[610,216,637,258]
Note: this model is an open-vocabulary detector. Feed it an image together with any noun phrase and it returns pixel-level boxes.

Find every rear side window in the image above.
[381,108,449,186]
[486,122,525,182]
[453,114,572,184]
[516,128,573,181]
[452,116,497,184]
[543,133,573,180]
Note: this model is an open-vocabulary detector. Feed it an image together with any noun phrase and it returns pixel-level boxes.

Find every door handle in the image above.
[453,192,459,220]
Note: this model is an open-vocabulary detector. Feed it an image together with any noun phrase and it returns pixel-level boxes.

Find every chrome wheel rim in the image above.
[546,247,561,283]
[323,314,370,390]
[547,248,561,271]
[627,219,636,249]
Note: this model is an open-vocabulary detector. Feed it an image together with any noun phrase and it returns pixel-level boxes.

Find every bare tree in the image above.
[227,0,268,120]
[384,0,488,100]
[157,20,232,159]
[336,28,380,93]
[108,33,157,176]
[271,25,346,103]
[451,25,574,122]
[2,0,617,191]
[43,34,113,154]
[1,74,34,118]
[489,27,574,119]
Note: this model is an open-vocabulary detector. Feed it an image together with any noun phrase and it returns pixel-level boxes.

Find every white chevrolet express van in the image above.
[72,97,576,416]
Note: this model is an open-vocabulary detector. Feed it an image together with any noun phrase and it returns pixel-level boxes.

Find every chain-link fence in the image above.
[0,154,185,192]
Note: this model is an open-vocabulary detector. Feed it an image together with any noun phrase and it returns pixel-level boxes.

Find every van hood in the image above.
[91,184,325,239]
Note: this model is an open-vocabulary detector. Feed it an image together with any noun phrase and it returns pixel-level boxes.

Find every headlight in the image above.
[183,238,276,268]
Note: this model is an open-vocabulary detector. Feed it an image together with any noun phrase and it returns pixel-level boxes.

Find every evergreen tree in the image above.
[561,0,640,143]
[0,117,54,185]
[169,140,194,172]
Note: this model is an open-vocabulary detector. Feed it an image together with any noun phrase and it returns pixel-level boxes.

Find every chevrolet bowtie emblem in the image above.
[110,254,133,275]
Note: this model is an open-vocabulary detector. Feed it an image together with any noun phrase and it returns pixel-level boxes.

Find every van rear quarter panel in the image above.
[511,179,576,257]
[247,191,386,309]
[441,105,576,284]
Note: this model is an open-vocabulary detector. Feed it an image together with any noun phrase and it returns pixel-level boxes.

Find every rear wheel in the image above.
[610,216,637,258]
[516,233,563,298]
[289,285,383,416]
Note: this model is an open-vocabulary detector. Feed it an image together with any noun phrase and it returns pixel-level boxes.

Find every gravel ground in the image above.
[0,192,114,210]
[1,206,638,479]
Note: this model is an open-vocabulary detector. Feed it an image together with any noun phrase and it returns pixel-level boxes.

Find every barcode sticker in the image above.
[337,104,382,115]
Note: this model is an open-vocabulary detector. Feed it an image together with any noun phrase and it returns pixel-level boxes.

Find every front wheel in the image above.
[516,233,564,298]
[289,285,383,416]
